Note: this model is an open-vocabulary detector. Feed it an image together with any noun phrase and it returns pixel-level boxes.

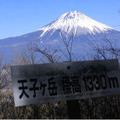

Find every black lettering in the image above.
[71,76,81,93]
[29,79,39,98]
[18,79,29,99]
[40,82,47,96]
[93,75,100,90]
[48,77,57,96]
[108,77,119,88]
[100,75,107,89]
[87,76,93,91]
[83,76,88,91]
[62,76,72,94]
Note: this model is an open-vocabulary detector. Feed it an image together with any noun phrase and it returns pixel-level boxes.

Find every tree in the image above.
[59,31,74,61]
[11,46,38,65]
[89,37,120,60]
[30,43,61,63]
[0,54,10,89]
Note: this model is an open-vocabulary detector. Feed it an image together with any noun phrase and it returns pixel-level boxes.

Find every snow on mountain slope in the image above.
[36,11,120,46]
[38,11,113,36]
[0,11,120,62]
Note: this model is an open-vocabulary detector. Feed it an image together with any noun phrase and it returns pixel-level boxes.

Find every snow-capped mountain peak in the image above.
[38,11,114,37]
[0,11,120,62]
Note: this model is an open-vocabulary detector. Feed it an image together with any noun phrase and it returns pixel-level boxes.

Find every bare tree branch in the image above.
[89,37,120,60]
[59,31,74,61]
[31,42,61,63]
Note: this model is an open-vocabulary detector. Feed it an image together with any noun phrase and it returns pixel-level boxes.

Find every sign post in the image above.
[66,100,81,118]
[11,59,120,118]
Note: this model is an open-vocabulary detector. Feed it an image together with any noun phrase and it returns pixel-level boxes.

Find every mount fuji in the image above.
[0,11,120,62]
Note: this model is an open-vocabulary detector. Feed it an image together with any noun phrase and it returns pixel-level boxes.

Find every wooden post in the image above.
[66,100,81,119]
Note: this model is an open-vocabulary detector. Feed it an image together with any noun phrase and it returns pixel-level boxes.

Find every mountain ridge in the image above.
[0,11,120,62]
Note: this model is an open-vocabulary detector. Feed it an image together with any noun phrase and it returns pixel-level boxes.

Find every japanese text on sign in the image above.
[11,59,120,106]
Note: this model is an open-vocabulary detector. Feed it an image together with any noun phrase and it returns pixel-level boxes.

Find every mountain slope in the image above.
[0,11,120,62]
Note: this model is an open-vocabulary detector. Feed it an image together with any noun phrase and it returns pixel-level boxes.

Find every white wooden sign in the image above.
[11,59,120,106]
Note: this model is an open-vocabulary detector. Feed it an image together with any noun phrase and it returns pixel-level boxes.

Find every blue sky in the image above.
[0,0,120,39]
